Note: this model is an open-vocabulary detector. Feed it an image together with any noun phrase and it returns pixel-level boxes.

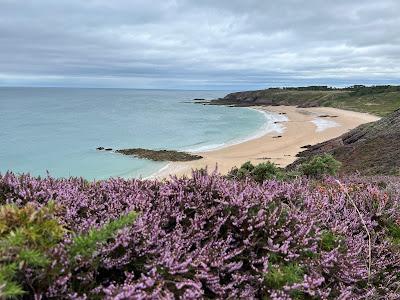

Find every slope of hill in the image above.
[290,108,400,175]
[1,171,400,298]
[209,85,400,116]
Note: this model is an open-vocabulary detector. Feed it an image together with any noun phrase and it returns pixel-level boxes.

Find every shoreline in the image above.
[185,107,287,154]
[150,105,380,179]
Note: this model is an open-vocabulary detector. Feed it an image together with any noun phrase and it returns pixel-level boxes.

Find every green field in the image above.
[213,85,400,116]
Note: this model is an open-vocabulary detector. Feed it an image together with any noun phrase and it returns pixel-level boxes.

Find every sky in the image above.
[0,0,400,90]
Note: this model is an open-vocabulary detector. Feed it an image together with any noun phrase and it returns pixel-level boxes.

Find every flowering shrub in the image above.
[0,200,137,298]
[0,171,399,299]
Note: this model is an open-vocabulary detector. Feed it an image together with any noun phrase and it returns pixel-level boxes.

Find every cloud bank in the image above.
[1,0,399,89]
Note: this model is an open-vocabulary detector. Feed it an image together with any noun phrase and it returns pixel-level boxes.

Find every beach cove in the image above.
[152,105,380,178]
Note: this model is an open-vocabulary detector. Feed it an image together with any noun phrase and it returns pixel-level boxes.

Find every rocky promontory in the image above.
[97,147,203,162]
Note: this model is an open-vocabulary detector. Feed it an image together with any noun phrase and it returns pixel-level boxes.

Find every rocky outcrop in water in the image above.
[115,148,203,162]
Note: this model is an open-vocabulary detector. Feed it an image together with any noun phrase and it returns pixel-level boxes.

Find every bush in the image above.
[251,162,284,182]
[228,161,284,182]
[299,154,342,177]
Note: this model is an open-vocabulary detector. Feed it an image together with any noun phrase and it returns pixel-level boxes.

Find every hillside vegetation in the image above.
[210,85,400,116]
[290,108,400,175]
[1,171,400,299]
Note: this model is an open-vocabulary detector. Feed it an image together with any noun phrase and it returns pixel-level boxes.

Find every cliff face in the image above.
[290,109,400,175]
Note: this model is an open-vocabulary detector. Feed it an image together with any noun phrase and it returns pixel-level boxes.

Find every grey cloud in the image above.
[0,0,399,89]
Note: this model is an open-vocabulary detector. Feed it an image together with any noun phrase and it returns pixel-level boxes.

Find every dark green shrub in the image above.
[251,162,284,182]
[228,161,284,182]
[299,154,342,177]
[227,161,254,180]
[241,161,255,172]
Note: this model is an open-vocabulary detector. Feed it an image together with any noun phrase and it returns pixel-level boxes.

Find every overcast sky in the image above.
[1,0,399,90]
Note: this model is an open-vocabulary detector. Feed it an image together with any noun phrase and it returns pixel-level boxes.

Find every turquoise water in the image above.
[0,88,276,179]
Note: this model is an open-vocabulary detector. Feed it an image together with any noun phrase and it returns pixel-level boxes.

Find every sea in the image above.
[0,87,285,180]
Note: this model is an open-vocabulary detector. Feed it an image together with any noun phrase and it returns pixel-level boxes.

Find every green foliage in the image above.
[299,154,342,177]
[69,211,138,259]
[0,202,65,299]
[228,155,342,183]
[264,263,304,289]
[320,230,343,251]
[386,221,400,245]
[241,161,255,172]
[0,264,25,298]
[0,201,138,298]
[228,161,284,183]
[251,162,284,182]
[268,253,283,264]
[284,170,302,180]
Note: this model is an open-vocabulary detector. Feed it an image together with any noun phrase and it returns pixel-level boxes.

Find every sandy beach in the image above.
[152,106,380,179]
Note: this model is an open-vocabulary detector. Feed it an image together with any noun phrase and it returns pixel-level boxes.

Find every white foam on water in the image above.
[184,108,288,153]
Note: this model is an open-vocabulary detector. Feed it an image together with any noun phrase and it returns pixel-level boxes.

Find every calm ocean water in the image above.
[0,87,282,179]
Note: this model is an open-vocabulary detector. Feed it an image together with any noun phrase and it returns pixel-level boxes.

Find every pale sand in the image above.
[151,106,380,179]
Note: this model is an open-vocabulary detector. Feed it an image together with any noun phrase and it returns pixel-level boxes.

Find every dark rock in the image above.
[115,148,203,162]
[300,144,312,149]
[272,135,282,138]
[318,115,338,118]
[96,147,105,150]
[105,148,113,151]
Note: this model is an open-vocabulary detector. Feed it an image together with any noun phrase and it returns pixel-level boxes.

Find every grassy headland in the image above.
[209,85,400,116]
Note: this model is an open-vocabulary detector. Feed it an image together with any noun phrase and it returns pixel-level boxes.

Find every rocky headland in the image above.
[97,147,202,162]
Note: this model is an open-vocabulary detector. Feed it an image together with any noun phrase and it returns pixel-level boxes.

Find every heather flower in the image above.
[0,171,399,299]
